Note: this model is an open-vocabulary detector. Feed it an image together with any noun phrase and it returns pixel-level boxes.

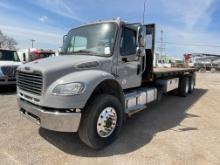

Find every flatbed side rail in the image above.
[152,68,198,79]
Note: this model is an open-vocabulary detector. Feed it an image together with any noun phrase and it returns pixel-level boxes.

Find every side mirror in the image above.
[136,26,145,57]
[136,47,145,57]
[136,47,141,54]
[138,34,145,47]
[137,26,145,47]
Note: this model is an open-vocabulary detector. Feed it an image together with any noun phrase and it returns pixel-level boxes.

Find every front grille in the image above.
[1,66,18,77]
[17,71,43,95]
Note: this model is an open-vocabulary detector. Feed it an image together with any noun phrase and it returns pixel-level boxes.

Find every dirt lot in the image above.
[0,73,220,165]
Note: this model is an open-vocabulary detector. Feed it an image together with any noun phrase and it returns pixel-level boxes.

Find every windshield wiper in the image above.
[73,50,97,55]
[67,50,99,56]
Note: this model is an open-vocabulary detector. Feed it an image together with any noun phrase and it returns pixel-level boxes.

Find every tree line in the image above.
[0,30,17,50]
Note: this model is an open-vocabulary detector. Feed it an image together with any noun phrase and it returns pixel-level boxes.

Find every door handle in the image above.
[122,57,128,63]
[137,64,141,75]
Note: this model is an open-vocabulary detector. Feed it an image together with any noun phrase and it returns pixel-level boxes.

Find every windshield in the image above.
[62,23,117,57]
[0,50,20,62]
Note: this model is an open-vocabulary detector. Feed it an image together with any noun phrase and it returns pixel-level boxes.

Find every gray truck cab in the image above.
[17,19,195,149]
[60,19,154,90]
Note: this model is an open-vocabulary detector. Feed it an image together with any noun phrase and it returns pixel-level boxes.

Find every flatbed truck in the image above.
[17,19,197,149]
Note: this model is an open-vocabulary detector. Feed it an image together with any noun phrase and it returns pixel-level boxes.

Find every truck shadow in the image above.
[39,88,207,157]
[0,85,17,95]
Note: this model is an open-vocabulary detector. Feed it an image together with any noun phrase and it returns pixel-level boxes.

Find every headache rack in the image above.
[17,71,43,95]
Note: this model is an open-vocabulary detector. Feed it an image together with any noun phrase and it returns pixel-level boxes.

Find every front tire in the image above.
[78,94,123,149]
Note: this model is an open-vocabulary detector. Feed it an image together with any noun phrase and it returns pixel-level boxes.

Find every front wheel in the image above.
[78,94,123,149]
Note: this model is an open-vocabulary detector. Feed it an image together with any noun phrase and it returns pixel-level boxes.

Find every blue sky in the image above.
[0,0,220,58]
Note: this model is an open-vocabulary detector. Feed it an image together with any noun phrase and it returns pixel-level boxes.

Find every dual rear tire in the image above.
[178,75,195,97]
[189,75,195,94]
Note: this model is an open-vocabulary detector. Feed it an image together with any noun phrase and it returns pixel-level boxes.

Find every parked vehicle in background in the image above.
[184,53,220,72]
[17,48,55,63]
[17,19,197,149]
[155,54,172,68]
[157,60,171,68]
[0,49,21,85]
[184,54,194,68]
[171,59,185,68]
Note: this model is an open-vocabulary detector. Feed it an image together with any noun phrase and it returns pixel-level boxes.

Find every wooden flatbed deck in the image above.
[153,67,197,78]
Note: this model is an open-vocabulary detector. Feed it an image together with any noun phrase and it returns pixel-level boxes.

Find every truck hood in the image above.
[18,55,112,87]
[0,61,22,66]
[19,55,111,73]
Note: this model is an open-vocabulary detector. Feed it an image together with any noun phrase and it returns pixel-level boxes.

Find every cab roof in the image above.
[68,18,141,33]
[0,48,16,51]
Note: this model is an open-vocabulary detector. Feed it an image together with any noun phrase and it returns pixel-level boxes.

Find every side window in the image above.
[68,36,87,52]
[13,52,19,61]
[120,28,137,56]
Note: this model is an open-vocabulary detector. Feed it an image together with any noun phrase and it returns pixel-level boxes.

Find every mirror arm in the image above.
[63,35,67,44]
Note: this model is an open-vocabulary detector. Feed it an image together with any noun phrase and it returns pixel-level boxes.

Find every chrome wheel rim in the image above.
[97,107,117,138]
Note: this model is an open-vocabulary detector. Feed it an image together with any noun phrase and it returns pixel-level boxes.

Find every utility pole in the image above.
[157,30,166,64]
[30,39,35,48]
[142,0,147,24]
[160,30,164,57]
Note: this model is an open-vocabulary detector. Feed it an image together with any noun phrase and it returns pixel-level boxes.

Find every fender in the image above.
[43,70,122,109]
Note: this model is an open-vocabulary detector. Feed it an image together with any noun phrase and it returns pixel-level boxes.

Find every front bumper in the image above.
[0,76,16,85]
[18,98,81,132]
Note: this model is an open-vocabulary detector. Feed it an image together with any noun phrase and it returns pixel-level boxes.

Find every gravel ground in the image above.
[0,73,220,165]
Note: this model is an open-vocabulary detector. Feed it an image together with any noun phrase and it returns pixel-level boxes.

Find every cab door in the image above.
[116,26,142,89]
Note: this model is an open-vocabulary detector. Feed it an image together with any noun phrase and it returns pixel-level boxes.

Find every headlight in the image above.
[52,82,84,96]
